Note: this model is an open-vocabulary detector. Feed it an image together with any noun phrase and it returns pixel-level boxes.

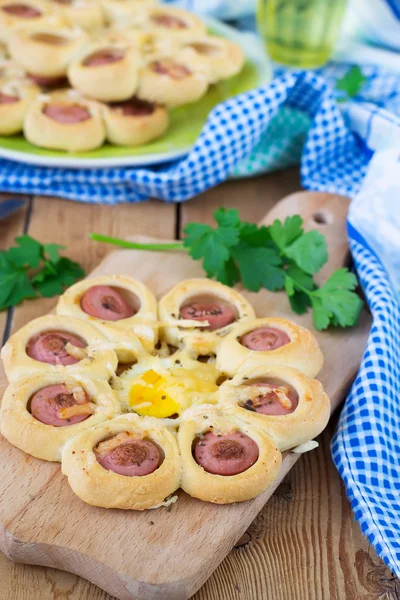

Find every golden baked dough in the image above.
[178,35,244,83]
[56,274,158,356]
[108,26,179,60]
[48,0,104,31]
[100,0,156,24]
[0,76,39,134]
[61,413,181,509]
[178,404,282,504]
[216,317,324,378]
[8,26,89,79]
[1,314,118,382]
[67,41,140,101]
[102,96,168,146]
[129,6,206,40]
[218,363,330,451]
[137,54,209,106]
[1,373,120,461]
[0,58,26,78]
[158,279,255,357]
[24,88,106,152]
[0,0,63,43]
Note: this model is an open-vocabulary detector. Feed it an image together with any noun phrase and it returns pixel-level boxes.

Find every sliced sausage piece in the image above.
[1,3,42,17]
[30,383,90,426]
[194,431,259,475]
[151,60,191,80]
[0,92,19,104]
[83,49,124,67]
[150,14,187,29]
[44,103,91,124]
[97,439,160,476]
[110,97,155,117]
[26,330,86,365]
[180,302,235,330]
[81,285,135,321]
[240,327,290,351]
[242,383,298,416]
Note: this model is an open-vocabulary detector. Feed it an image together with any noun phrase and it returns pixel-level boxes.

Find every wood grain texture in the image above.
[0,195,30,343]
[0,190,372,600]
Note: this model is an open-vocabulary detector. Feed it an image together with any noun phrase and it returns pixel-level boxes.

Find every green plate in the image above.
[0,19,271,169]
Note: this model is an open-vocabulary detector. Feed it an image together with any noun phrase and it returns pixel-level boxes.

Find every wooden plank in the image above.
[0,190,372,600]
[0,194,176,600]
[0,195,30,344]
[180,177,392,600]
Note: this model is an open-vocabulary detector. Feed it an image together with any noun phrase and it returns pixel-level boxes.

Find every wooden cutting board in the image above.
[0,192,371,600]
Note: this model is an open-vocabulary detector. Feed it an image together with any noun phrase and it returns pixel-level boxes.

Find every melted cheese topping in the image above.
[115,352,220,418]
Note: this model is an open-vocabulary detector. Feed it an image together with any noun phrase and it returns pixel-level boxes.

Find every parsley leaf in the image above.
[232,244,284,292]
[285,230,328,274]
[7,235,42,268]
[336,66,367,102]
[270,215,303,250]
[0,236,84,311]
[311,268,364,328]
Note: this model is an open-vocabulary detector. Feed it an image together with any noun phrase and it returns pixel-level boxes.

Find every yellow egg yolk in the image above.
[128,364,219,418]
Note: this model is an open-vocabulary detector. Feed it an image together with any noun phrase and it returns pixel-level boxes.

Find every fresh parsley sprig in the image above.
[0,235,85,311]
[91,208,364,331]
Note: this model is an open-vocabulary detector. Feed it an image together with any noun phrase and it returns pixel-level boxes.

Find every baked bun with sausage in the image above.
[178,35,244,83]
[1,373,120,461]
[67,41,140,101]
[61,413,181,509]
[24,88,106,151]
[1,314,118,382]
[0,75,39,134]
[102,96,168,146]
[129,6,206,40]
[0,0,62,43]
[218,363,330,451]
[216,317,324,378]
[158,279,255,357]
[8,26,89,82]
[48,0,104,31]
[56,274,158,355]
[178,404,281,504]
[100,0,156,25]
[137,54,209,106]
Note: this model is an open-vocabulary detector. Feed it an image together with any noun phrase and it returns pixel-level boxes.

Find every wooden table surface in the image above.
[0,170,398,600]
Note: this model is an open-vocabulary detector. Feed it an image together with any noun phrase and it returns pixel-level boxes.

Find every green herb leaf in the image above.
[336,66,367,102]
[7,235,42,269]
[43,243,65,263]
[183,222,239,278]
[269,215,303,250]
[0,236,84,311]
[285,230,328,274]
[232,245,284,292]
[34,258,85,297]
[312,268,364,328]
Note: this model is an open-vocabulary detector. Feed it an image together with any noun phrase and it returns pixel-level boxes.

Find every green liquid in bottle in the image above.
[257,0,347,68]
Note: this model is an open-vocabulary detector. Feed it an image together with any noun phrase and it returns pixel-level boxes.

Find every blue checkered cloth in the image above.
[0,68,395,203]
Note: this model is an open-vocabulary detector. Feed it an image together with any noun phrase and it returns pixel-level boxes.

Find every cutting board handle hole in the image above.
[312,211,331,225]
